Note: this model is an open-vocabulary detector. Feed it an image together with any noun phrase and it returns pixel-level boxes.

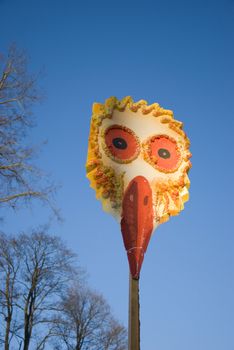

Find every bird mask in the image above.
[86,96,191,279]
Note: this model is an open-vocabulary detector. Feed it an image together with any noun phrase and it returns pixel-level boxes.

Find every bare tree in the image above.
[18,230,79,350]
[53,285,127,350]
[0,230,127,350]
[0,229,79,350]
[100,318,128,350]
[0,45,55,211]
[0,233,22,350]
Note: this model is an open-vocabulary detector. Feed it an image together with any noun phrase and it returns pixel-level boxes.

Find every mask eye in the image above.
[104,125,140,163]
[146,135,181,172]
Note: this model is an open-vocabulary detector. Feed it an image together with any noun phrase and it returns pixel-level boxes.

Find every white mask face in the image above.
[86,96,191,278]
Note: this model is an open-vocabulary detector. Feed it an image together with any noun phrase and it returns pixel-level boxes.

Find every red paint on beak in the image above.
[121,176,154,279]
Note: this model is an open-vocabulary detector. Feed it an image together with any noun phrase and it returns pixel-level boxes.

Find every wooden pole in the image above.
[128,273,140,350]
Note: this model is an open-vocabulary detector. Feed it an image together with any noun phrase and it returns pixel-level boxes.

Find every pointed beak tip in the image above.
[127,247,144,279]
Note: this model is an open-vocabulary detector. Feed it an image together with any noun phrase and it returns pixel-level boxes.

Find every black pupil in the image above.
[158,148,170,159]
[112,137,127,150]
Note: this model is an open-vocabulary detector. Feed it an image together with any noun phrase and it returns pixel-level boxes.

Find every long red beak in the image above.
[121,176,154,279]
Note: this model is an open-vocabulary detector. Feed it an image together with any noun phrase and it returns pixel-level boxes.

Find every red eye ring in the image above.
[103,125,140,163]
[144,135,181,173]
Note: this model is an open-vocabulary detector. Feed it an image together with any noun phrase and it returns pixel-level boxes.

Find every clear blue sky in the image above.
[1,0,234,349]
